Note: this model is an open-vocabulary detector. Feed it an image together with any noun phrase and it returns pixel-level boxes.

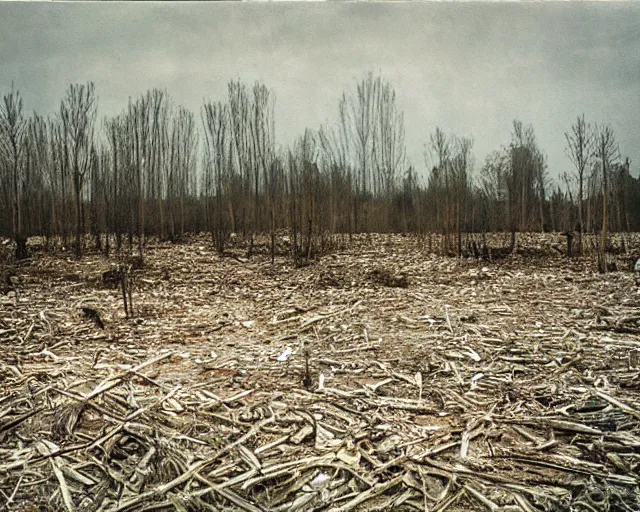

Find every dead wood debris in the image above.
[81,306,105,329]
[368,268,409,288]
[1,232,640,511]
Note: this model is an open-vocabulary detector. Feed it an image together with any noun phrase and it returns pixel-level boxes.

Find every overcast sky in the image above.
[1,2,639,181]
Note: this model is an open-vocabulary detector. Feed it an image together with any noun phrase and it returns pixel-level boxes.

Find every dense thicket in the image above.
[1,74,638,261]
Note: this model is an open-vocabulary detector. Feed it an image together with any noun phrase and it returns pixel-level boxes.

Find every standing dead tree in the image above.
[317,124,349,235]
[176,106,198,239]
[252,83,276,258]
[202,100,230,253]
[228,80,252,239]
[372,79,406,232]
[148,89,169,243]
[26,115,53,247]
[137,98,149,256]
[290,129,319,265]
[105,116,123,252]
[0,84,27,259]
[267,156,284,264]
[4,75,640,257]
[344,73,379,234]
[595,124,619,272]
[479,150,509,234]
[88,144,107,252]
[426,132,473,256]
[288,150,299,266]
[565,114,593,255]
[165,107,198,242]
[60,82,97,259]
[507,121,541,251]
[427,128,451,252]
[450,136,473,257]
[225,80,275,251]
[534,149,548,232]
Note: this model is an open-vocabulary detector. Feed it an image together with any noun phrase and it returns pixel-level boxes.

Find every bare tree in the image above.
[534,149,548,232]
[228,80,252,237]
[251,82,276,235]
[88,144,102,250]
[595,124,619,271]
[60,82,97,258]
[565,114,592,253]
[175,106,197,238]
[27,115,53,246]
[293,129,319,263]
[5,75,640,264]
[345,73,379,234]
[372,79,406,231]
[317,124,349,234]
[428,128,451,250]
[105,116,123,251]
[137,96,149,256]
[337,95,355,238]
[450,136,473,257]
[202,100,230,252]
[148,89,169,242]
[0,84,27,259]
[50,118,71,247]
[510,121,538,232]
[479,150,509,233]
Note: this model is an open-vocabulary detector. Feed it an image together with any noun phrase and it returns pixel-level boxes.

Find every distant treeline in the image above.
[1,73,638,260]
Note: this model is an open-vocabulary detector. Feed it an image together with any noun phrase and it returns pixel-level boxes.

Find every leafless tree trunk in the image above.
[429,128,451,252]
[202,100,230,253]
[535,151,547,232]
[0,84,27,259]
[565,114,592,254]
[595,124,619,272]
[345,73,379,234]
[372,79,406,232]
[451,136,472,257]
[60,82,97,259]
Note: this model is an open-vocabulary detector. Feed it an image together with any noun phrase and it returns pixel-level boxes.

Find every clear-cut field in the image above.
[1,233,639,511]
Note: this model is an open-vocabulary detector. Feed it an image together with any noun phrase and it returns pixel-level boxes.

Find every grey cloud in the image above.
[1,2,639,178]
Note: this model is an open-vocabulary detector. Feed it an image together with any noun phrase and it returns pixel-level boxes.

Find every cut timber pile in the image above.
[1,233,640,511]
